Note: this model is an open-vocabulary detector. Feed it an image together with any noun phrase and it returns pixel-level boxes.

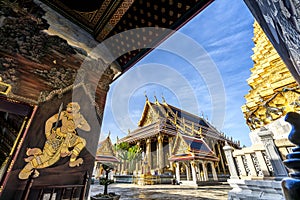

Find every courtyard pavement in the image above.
[89,182,231,199]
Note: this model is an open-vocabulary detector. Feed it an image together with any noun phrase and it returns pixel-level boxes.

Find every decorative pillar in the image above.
[158,134,164,173]
[195,165,200,181]
[213,145,221,173]
[185,163,191,181]
[245,151,257,177]
[136,142,140,174]
[146,138,152,171]
[253,146,270,177]
[175,162,180,182]
[168,137,174,170]
[234,151,247,178]
[156,141,159,170]
[217,143,226,173]
[202,162,208,181]
[210,162,218,181]
[191,161,197,183]
[223,143,239,179]
[258,130,288,178]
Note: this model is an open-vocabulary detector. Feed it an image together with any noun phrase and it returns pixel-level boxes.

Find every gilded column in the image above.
[185,163,191,181]
[146,138,152,171]
[156,141,159,169]
[168,137,174,170]
[217,143,226,173]
[136,142,140,174]
[210,162,218,181]
[212,145,221,173]
[157,134,164,173]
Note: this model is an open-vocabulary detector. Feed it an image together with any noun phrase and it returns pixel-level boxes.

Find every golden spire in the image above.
[154,94,158,103]
[162,94,166,103]
[192,122,194,133]
[144,91,149,102]
[198,127,203,138]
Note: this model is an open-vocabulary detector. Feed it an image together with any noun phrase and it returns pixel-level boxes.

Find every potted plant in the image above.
[91,163,120,200]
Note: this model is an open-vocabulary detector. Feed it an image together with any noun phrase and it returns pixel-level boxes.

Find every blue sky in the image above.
[100,0,255,147]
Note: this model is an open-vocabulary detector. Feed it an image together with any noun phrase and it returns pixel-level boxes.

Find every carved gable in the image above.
[96,136,115,157]
[172,133,190,155]
[138,101,158,127]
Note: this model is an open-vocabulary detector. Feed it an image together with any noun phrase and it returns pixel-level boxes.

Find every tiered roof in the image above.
[119,98,240,149]
[96,133,119,163]
[169,133,218,162]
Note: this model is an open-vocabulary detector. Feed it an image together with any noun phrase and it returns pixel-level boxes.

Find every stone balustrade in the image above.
[224,116,295,199]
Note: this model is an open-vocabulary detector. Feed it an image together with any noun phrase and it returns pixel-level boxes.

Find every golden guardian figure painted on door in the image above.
[18,102,91,180]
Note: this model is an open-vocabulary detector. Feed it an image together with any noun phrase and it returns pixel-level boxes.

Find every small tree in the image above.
[115,142,142,174]
[99,163,114,195]
[115,142,130,172]
[127,145,142,172]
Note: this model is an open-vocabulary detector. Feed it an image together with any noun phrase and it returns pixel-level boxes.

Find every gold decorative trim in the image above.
[9,117,28,157]
[74,10,98,22]
[97,0,134,40]
[0,82,12,96]
[92,0,112,25]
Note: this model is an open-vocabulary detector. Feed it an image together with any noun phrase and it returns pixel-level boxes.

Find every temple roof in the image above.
[138,99,210,128]
[119,99,240,148]
[96,133,120,163]
[169,132,219,162]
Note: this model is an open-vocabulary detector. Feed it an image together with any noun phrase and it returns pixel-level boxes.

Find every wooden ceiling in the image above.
[40,0,214,71]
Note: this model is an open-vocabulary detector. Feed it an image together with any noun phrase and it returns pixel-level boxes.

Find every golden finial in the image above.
[144,91,149,101]
[162,94,166,103]
[199,127,202,137]
[192,122,194,133]
[154,93,158,103]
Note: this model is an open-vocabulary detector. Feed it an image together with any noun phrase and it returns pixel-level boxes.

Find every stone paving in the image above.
[89,182,231,200]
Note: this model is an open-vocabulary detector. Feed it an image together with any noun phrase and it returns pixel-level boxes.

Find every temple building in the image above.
[118,97,240,185]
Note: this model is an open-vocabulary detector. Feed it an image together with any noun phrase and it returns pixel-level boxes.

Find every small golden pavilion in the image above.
[94,133,119,179]
[118,97,240,185]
